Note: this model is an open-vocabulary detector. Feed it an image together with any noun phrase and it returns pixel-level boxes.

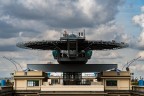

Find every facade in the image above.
[101,71,131,95]
[14,71,47,96]
[13,70,131,96]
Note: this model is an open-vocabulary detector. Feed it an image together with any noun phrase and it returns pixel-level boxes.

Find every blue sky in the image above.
[116,0,143,36]
[0,0,144,78]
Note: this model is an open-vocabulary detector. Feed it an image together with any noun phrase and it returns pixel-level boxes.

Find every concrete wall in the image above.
[102,71,131,91]
[41,85,104,91]
[14,71,25,76]
[14,71,43,76]
[14,79,42,90]
[27,71,43,76]
[103,71,130,76]
[15,79,26,90]
[14,71,45,90]
[104,79,130,90]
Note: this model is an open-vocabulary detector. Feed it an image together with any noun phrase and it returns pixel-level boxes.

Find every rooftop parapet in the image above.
[102,71,130,77]
[14,71,25,76]
[27,71,43,76]
[14,71,45,77]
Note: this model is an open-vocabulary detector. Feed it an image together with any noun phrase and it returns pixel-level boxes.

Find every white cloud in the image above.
[37,30,61,40]
[137,32,144,49]
[141,6,144,12]
[136,64,144,72]
[17,0,49,10]
[133,14,144,27]
[136,51,144,60]
[132,6,144,50]
[0,0,123,28]
[85,21,129,43]
[78,0,102,19]
[93,51,122,59]
[0,0,129,77]
[0,38,16,46]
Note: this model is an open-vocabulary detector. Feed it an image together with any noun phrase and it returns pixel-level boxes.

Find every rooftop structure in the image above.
[9,31,143,96]
[16,31,128,86]
[17,32,128,64]
[13,70,131,96]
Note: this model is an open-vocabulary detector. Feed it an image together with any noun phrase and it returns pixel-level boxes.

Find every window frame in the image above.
[27,80,39,87]
[106,80,117,86]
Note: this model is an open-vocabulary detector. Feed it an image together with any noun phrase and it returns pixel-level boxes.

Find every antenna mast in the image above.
[122,56,141,71]
[3,56,23,70]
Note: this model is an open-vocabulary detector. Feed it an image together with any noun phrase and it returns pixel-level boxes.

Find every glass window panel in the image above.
[27,80,39,87]
[106,80,117,86]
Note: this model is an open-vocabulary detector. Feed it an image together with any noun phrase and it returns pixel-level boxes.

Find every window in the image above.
[27,80,39,87]
[106,80,117,86]
[51,79,59,84]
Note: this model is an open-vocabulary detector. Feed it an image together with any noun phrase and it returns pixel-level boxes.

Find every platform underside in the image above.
[17,40,127,50]
[27,64,117,72]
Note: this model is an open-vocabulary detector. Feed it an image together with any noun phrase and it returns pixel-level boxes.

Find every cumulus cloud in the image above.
[0,0,128,77]
[86,21,129,42]
[0,0,125,41]
[36,30,61,40]
[133,14,144,27]
[137,32,144,50]
[93,51,122,59]
[136,51,144,61]
[132,6,144,50]
[0,0,123,29]
[0,0,126,54]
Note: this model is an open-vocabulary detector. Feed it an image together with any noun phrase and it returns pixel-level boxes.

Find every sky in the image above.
[0,0,144,78]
